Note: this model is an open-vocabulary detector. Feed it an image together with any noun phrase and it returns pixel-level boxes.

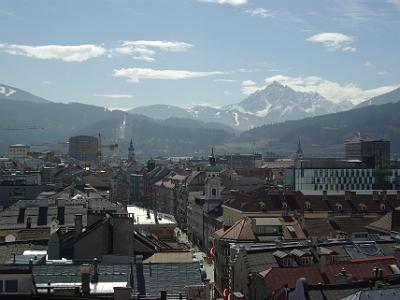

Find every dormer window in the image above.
[305,201,311,210]
[359,203,367,211]
[336,203,343,212]
[282,202,288,209]
[380,204,386,211]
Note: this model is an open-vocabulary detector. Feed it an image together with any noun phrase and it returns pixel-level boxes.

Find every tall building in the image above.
[345,137,390,168]
[68,135,98,162]
[8,144,30,160]
[292,138,397,192]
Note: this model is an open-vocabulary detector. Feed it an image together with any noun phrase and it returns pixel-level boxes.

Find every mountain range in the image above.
[356,86,400,108]
[130,82,353,130]
[1,82,400,157]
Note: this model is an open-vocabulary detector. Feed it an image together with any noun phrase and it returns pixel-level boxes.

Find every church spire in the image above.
[128,138,135,162]
[296,136,304,160]
[209,146,216,166]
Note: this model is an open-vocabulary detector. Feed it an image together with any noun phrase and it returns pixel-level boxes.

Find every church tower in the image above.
[204,147,222,199]
[128,138,136,162]
[295,136,304,160]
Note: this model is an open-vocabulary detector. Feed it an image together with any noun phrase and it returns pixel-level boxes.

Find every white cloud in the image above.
[264,74,398,104]
[388,0,400,9]
[238,68,259,73]
[306,32,356,52]
[246,8,273,17]
[41,80,52,84]
[113,40,192,62]
[241,80,265,95]
[198,0,247,6]
[113,67,224,83]
[214,79,237,82]
[0,43,106,62]
[242,80,257,86]
[224,90,232,95]
[364,61,372,67]
[93,93,133,99]
[377,71,388,76]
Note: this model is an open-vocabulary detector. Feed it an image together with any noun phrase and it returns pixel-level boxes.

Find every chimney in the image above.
[136,256,146,296]
[250,218,256,234]
[381,191,387,201]
[319,254,328,274]
[91,258,99,283]
[74,214,83,239]
[373,191,379,201]
[112,214,134,256]
[322,191,328,201]
[114,287,132,300]
[345,191,352,201]
[161,291,167,300]
[80,264,91,296]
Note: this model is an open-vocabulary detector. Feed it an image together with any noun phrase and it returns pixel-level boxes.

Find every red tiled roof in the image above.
[366,212,392,234]
[325,256,397,283]
[217,217,257,241]
[260,256,398,295]
[261,266,324,292]
[280,218,307,240]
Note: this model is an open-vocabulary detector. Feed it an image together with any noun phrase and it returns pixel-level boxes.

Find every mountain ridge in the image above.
[129,82,353,130]
[0,83,50,104]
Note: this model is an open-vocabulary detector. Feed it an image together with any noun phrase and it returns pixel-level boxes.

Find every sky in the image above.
[0,0,399,110]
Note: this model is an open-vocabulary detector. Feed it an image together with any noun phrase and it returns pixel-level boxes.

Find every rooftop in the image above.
[127,205,176,226]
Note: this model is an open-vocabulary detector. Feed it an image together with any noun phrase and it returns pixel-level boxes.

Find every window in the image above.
[380,204,386,211]
[282,258,292,267]
[17,208,25,224]
[301,256,312,265]
[212,188,217,196]
[282,202,287,209]
[336,203,343,212]
[0,280,3,292]
[5,280,18,293]
[305,202,311,210]
[359,204,367,211]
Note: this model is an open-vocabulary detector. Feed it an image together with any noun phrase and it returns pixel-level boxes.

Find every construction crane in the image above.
[97,133,118,161]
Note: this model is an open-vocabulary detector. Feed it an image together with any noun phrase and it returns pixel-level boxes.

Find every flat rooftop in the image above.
[127,205,176,226]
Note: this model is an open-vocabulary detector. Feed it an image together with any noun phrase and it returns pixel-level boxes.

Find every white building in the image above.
[8,144,30,160]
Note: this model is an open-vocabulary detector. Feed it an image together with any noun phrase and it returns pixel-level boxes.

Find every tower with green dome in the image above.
[204,147,222,199]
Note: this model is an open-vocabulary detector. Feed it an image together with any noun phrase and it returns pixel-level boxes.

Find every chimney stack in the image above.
[80,264,91,296]
[74,214,83,239]
[345,191,352,201]
[322,191,328,201]
[373,191,379,201]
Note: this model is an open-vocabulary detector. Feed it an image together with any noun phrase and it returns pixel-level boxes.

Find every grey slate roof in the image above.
[32,262,202,296]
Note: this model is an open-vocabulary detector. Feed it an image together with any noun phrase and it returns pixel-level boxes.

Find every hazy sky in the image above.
[0,0,399,110]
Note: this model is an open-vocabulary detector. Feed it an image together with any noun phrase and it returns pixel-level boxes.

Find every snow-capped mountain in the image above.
[130,82,353,130]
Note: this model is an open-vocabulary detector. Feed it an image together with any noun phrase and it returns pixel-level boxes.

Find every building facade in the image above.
[68,135,98,162]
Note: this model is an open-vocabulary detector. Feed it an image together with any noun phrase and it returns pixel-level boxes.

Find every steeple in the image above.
[128,138,135,162]
[296,136,304,160]
[209,146,216,166]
